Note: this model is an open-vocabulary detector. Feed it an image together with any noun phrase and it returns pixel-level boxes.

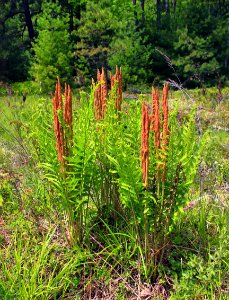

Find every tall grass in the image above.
[0,229,81,299]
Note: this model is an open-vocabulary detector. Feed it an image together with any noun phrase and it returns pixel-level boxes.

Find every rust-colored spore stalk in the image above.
[52,78,64,164]
[161,83,169,182]
[92,67,108,120]
[110,66,122,112]
[151,87,160,150]
[52,78,73,166]
[92,66,122,120]
[141,83,170,186]
[141,101,150,187]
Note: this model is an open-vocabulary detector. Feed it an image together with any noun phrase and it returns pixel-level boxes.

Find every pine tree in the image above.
[30,1,72,91]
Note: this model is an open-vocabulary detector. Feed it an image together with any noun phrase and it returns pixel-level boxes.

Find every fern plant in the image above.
[104,87,203,279]
[27,75,203,281]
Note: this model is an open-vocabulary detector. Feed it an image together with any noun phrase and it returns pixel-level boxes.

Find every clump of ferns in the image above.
[140,84,201,279]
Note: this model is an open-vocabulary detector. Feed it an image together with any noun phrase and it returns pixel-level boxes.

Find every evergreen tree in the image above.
[172,0,228,86]
[108,26,151,85]
[0,0,228,87]
[74,0,116,84]
[30,1,72,91]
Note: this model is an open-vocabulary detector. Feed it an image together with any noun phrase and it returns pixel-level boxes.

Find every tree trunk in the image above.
[225,23,229,68]
[140,0,145,25]
[164,0,170,15]
[22,0,35,41]
[132,0,139,28]
[156,0,161,28]
[69,6,74,32]
[172,0,177,15]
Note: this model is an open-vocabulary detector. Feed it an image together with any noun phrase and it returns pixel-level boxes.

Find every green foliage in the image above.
[1,0,229,85]
[0,179,13,209]
[170,198,228,299]
[74,0,117,82]
[171,251,228,299]
[0,229,81,300]
[171,1,229,86]
[30,2,72,91]
[202,129,229,188]
[173,27,220,84]
[109,30,151,84]
[11,81,41,96]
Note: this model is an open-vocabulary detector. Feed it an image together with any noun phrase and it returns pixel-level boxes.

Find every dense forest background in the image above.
[0,0,228,91]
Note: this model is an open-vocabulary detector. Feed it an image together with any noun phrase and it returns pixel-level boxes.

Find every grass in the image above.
[0,85,228,299]
[0,229,80,299]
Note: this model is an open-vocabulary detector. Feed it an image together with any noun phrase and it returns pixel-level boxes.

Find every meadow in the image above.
[0,75,228,299]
